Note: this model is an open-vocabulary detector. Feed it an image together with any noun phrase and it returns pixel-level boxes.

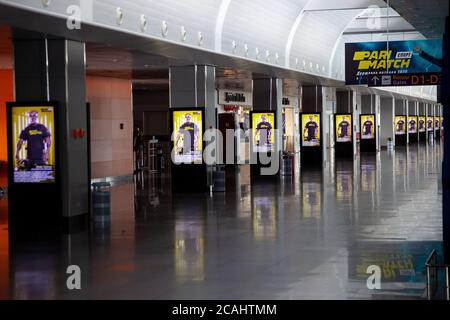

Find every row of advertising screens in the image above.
[170,109,444,164]
[5,103,444,185]
[394,116,443,135]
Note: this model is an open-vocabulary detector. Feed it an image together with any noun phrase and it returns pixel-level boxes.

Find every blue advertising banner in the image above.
[345,40,442,85]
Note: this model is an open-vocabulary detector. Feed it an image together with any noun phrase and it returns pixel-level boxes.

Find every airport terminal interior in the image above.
[0,0,449,300]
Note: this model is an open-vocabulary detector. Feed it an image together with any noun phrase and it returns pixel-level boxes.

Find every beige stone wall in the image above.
[87,76,133,179]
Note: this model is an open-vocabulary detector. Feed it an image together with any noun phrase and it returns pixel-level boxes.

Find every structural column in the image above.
[361,94,381,151]
[419,102,427,143]
[408,100,419,144]
[252,78,283,177]
[427,103,434,141]
[12,29,89,232]
[301,85,329,166]
[380,97,395,148]
[395,99,407,146]
[169,65,216,191]
[336,90,358,157]
[435,104,442,140]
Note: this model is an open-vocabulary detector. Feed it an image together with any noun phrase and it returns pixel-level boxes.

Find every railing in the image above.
[426,249,450,300]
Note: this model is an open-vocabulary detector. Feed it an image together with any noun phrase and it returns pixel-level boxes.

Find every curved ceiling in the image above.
[0,0,439,101]
[1,0,426,76]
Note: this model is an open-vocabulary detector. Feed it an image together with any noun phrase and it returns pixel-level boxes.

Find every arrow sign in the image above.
[371,75,380,85]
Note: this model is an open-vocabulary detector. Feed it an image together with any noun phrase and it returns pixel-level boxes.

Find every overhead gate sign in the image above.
[345,40,442,86]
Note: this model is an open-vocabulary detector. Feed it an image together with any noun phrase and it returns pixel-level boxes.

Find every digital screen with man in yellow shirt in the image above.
[173,110,203,164]
[395,116,407,135]
[301,114,321,147]
[11,106,55,183]
[252,112,275,153]
[335,114,352,143]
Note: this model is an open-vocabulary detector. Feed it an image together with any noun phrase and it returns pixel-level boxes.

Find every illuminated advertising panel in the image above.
[360,115,376,140]
[395,116,407,135]
[335,114,352,143]
[435,117,440,130]
[427,117,434,131]
[346,40,442,85]
[408,116,418,134]
[301,113,321,147]
[9,104,56,183]
[251,112,275,153]
[418,116,426,132]
[172,109,204,164]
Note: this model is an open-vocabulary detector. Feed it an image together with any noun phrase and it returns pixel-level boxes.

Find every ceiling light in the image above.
[161,21,168,38]
[140,15,148,32]
[116,7,124,26]
[180,26,187,42]
[198,32,204,46]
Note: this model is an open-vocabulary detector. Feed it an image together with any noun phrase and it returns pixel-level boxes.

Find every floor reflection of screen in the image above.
[253,197,276,241]
[360,164,376,192]
[396,155,407,176]
[175,222,204,280]
[336,171,353,200]
[302,183,321,219]
[12,106,56,183]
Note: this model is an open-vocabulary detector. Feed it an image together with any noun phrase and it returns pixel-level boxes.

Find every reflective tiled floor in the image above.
[0,144,444,300]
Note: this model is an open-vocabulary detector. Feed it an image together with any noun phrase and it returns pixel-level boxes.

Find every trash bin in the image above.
[213,165,225,192]
[281,153,293,176]
[92,182,111,228]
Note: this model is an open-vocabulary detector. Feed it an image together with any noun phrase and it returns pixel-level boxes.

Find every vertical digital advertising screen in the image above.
[435,117,440,130]
[251,112,275,153]
[301,113,321,147]
[395,116,407,135]
[427,117,434,131]
[408,116,418,134]
[9,104,57,184]
[172,109,204,164]
[360,115,376,140]
[418,116,426,132]
[335,114,352,143]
